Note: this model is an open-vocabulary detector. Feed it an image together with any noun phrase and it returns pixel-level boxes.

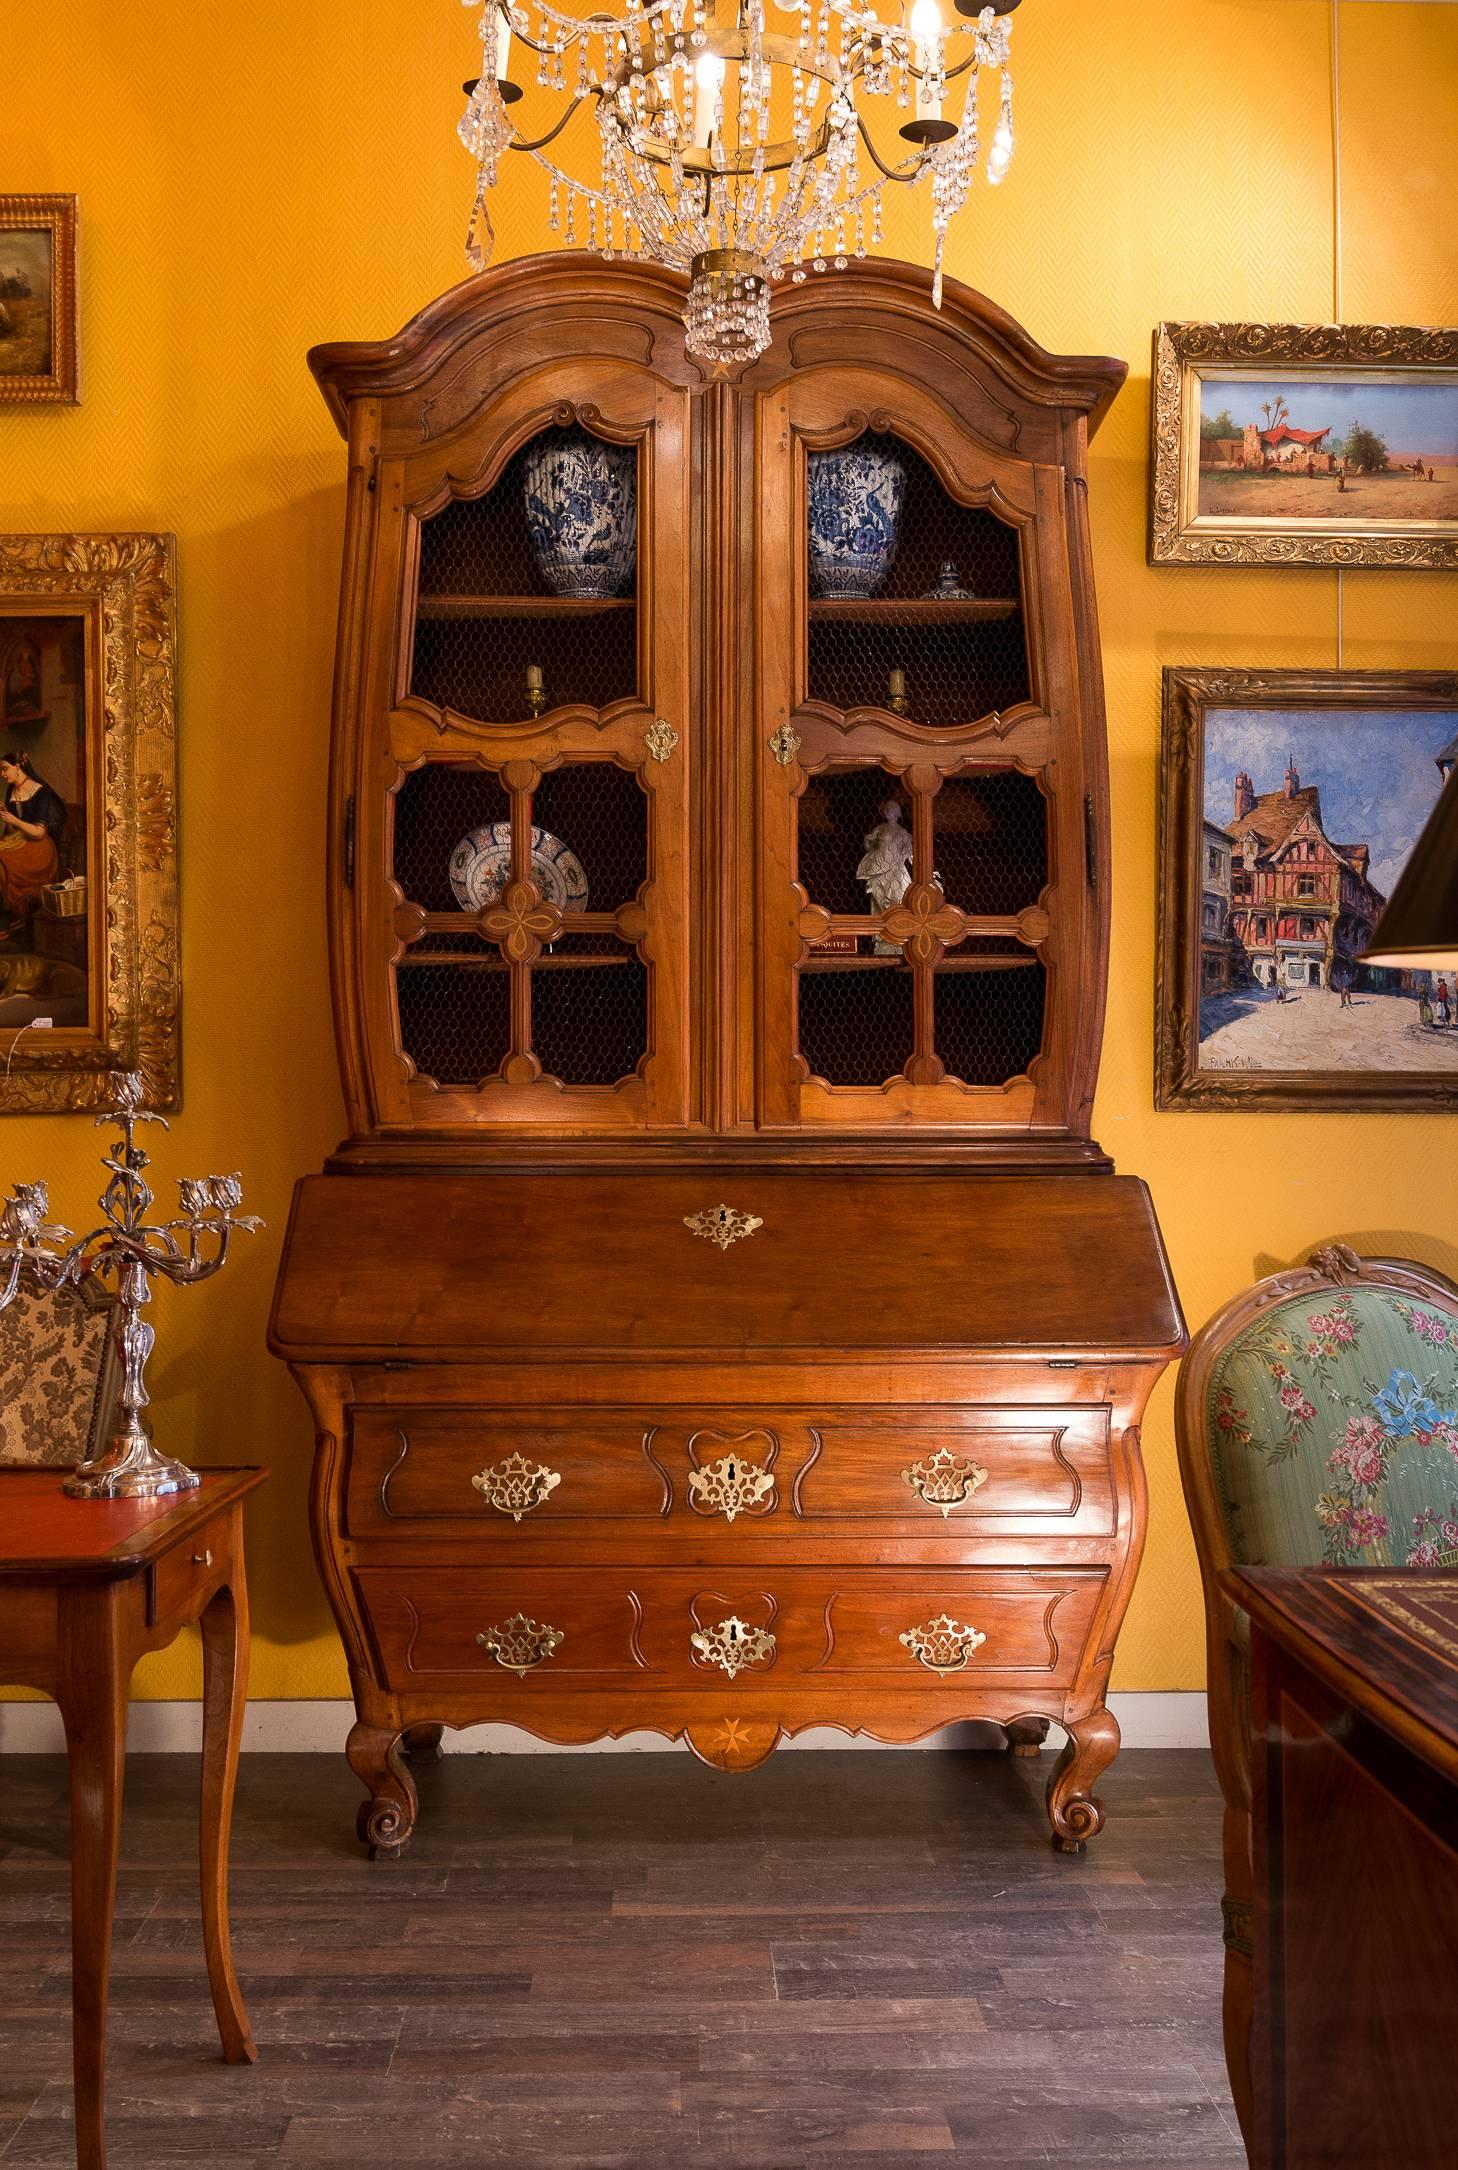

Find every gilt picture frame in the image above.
[1150,322,1458,568]
[0,535,179,1114]
[1156,666,1458,1112]
[0,195,78,406]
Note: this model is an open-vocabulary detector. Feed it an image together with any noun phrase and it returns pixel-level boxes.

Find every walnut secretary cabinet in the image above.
[270,253,1184,1857]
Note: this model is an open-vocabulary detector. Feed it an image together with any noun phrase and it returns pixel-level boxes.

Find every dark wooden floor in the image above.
[0,1745,1242,2167]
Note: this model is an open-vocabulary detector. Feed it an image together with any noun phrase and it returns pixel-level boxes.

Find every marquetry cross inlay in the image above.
[482,880,564,965]
[880,882,969,966]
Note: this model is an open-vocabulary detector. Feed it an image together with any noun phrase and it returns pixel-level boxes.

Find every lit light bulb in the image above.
[693,50,726,147]
[908,0,943,125]
[987,112,1013,183]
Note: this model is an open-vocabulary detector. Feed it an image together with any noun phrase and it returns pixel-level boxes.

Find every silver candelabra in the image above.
[0,1073,262,1499]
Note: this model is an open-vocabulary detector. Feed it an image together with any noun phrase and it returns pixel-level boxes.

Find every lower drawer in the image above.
[354,1564,1107,1689]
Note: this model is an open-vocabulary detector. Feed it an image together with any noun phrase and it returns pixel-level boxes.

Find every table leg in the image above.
[57,1596,129,2170]
[199,1565,257,2066]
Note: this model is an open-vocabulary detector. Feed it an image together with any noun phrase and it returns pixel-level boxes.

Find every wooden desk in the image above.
[0,1468,265,2170]
[1236,1566,1458,2170]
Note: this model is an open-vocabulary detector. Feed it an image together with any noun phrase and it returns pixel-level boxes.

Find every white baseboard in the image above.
[0,1691,1208,1755]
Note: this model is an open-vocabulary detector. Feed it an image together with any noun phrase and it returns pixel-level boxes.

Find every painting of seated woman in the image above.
[0,612,90,1030]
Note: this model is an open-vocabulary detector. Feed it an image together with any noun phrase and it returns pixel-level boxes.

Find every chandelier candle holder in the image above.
[458,0,1021,364]
[0,1073,262,1500]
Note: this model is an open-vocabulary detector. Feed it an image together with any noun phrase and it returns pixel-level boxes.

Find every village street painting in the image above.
[1197,375,1458,523]
[1199,707,1458,1075]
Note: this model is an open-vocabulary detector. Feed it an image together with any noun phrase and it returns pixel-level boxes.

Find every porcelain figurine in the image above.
[523,431,637,599]
[807,443,906,599]
[856,799,915,916]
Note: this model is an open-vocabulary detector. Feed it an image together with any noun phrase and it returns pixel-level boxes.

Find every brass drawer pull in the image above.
[902,1447,989,1519]
[900,1613,987,1675]
[688,1452,775,1523]
[471,1453,561,1522]
[690,1615,776,1679]
[475,1613,564,1675]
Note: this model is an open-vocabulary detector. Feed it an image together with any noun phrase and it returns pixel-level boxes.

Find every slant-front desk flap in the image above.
[270,1172,1183,1363]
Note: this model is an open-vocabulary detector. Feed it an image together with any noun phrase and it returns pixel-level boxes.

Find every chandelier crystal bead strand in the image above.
[458,0,1022,363]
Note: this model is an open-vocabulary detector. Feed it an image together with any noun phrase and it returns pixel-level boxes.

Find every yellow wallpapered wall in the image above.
[3,0,1457,1703]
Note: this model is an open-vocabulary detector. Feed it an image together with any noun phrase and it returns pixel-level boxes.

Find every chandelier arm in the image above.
[855,113,931,183]
[507,96,594,155]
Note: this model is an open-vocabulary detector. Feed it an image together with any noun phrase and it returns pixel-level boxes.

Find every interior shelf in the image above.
[397,951,631,971]
[415,595,636,621]
[801,950,1040,973]
[807,597,1018,625]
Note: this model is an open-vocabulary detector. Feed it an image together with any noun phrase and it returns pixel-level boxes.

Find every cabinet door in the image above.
[358,362,690,1132]
[753,370,1093,1134]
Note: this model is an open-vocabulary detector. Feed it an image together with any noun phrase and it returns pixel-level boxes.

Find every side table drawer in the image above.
[354,1564,1107,1688]
[345,1404,1115,1541]
[150,1515,231,1627]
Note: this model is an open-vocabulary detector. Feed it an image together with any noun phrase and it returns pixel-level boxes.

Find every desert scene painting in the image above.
[0,229,54,380]
[1196,375,1458,523]
[1198,705,1458,1076]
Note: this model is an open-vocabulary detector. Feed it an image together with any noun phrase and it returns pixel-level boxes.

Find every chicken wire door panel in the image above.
[753,365,1085,1134]
[355,364,691,1134]
[804,433,1031,731]
[409,429,640,723]
[385,746,675,1119]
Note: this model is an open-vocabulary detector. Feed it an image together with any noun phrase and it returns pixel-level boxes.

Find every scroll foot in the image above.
[1047,1707,1120,1855]
[346,1721,419,1859]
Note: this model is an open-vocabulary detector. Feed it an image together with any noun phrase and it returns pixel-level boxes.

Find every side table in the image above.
[1235,1564,1458,2170]
[0,1466,266,2170]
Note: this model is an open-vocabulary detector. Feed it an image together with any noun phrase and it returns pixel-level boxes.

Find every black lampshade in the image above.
[1362,768,1458,969]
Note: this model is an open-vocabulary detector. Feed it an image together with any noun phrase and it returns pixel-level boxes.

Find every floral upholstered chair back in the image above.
[1200,1248,1458,1573]
[0,1280,117,1469]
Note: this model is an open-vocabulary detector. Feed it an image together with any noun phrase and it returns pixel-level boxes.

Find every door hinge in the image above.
[344,794,356,889]
[1084,795,1097,890]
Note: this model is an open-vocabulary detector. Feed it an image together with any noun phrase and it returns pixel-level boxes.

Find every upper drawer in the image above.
[344,1404,1115,1541]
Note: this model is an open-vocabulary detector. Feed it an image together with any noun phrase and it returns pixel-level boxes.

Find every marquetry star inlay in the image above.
[714,1717,756,1760]
[880,882,968,966]
[482,880,564,965]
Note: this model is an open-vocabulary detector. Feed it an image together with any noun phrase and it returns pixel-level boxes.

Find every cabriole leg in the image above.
[346,1721,418,1859]
[1047,1706,1120,1854]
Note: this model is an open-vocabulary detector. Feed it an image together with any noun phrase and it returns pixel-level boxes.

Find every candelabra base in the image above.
[65,1441,202,1500]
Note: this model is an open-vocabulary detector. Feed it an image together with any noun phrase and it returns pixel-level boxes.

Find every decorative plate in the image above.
[447,822,589,913]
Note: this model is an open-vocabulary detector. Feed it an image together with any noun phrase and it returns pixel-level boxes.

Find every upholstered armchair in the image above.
[0,1279,117,1469]
[1175,1243,1458,2148]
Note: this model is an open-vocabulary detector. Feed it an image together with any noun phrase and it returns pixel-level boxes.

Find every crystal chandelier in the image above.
[458,0,1021,364]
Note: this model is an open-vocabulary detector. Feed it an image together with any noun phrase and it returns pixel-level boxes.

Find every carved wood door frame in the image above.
[355,357,692,1132]
[750,365,1093,1135]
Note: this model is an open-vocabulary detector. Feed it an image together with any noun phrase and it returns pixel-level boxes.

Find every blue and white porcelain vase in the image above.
[523,431,637,600]
[807,443,906,599]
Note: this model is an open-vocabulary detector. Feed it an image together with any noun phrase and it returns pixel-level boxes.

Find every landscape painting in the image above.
[0,196,77,404]
[1150,323,1458,567]
[1196,376,1458,523]
[1157,668,1458,1110]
